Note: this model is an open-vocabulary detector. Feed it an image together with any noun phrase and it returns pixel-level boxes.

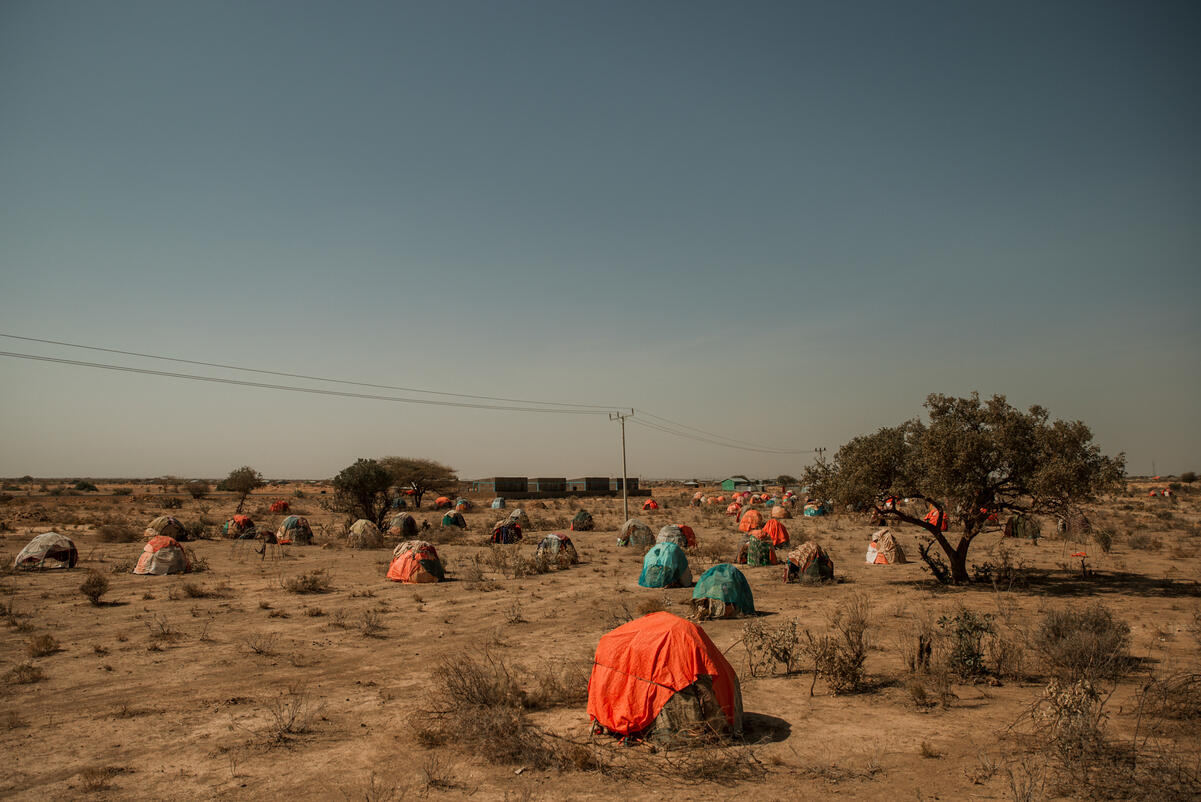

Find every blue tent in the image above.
[638,542,692,588]
[692,564,755,616]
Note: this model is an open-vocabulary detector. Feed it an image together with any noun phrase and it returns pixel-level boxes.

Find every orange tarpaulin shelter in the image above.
[269,500,289,514]
[923,507,949,531]
[726,502,742,517]
[642,499,660,511]
[760,518,789,547]
[386,541,444,584]
[434,496,452,509]
[738,508,763,533]
[587,611,740,736]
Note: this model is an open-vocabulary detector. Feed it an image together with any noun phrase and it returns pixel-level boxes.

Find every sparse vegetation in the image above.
[79,570,110,605]
[1034,603,1131,683]
[282,568,332,594]
[27,633,60,657]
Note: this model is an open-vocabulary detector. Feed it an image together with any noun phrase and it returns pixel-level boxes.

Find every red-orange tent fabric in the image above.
[386,544,441,583]
[232,514,253,528]
[760,518,789,546]
[676,524,697,547]
[587,611,739,736]
[923,507,949,531]
[434,496,452,509]
[642,499,659,510]
[738,508,763,532]
[726,502,741,517]
[269,500,289,514]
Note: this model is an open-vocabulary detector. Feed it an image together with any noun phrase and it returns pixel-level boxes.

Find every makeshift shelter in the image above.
[13,532,77,570]
[760,519,790,547]
[803,502,828,517]
[587,612,743,742]
[1004,515,1042,541]
[639,542,692,588]
[691,564,755,619]
[491,497,506,509]
[770,504,791,520]
[270,500,290,514]
[490,521,523,544]
[454,498,471,511]
[386,540,444,583]
[738,508,764,533]
[277,515,313,545]
[738,536,778,566]
[656,525,696,549]
[570,510,595,531]
[388,512,418,539]
[347,519,383,549]
[617,518,655,548]
[222,514,256,539]
[784,542,835,583]
[642,499,660,511]
[923,506,949,531]
[440,511,467,529]
[536,533,579,565]
[434,496,452,510]
[725,502,742,518]
[866,528,907,564]
[133,536,189,575]
[506,508,531,529]
[144,515,188,542]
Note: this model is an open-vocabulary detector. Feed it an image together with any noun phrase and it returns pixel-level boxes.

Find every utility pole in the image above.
[609,409,634,522]
[815,447,826,462]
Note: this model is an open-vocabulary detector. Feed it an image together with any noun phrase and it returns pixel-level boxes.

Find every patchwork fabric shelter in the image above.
[784,542,835,582]
[570,510,595,531]
[506,508,531,529]
[144,516,188,542]
[386,540,444,583]
[866,528,907,564]
[1004,515,1042,541]
[440,511,467,529]
[587,612,743,741]
[133,536,189,575]
[642,499,660,511]
[13,532,78,570]
[803,502,827,517]
[638,542,691,588]
[770,504,791,520]
[760,519,790,547]
[347,519,383,549]
[738,508,764,533]
[388,512,418,539]
[491,497,506,509]
[617,518,654,548]
[923,506,949,531]
[434,496,452,509]
[490,521,523,544]
[691,564,755,619]
[738,536,778,566]
[222,515,256,539]
[536,533,579,564]
[454,498,471,511]
[269,500,290,514]
[277,515,313,545]
[725,502,742,518]
[656,525,696,549]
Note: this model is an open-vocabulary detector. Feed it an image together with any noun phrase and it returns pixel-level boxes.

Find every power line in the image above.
[628,417,818,455]
[0,332,618,412]
[0,351,611,415]
[634,408,806,452]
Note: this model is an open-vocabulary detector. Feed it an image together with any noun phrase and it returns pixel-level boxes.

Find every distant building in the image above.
[721,475,764,493]
[470,475,645,498]
[470,477,528,494]
[530,477,566,493]
[568,477,610,492]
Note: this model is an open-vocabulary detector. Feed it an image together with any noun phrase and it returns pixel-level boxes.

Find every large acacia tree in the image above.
[379,457,458,509]
[804,393,1125,584]
[331,458,393,528]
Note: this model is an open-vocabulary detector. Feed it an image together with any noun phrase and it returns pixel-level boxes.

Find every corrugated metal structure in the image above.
[568,477,611,492]
[470,475,646,498]
[531,477,567,493]
[470,477,529,494]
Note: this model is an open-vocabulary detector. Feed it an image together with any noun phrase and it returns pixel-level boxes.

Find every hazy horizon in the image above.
[2,1,1198,480]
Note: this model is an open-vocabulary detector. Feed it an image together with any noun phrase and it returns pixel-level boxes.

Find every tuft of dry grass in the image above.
[26,633,60,658]
[282,569,332,594]
[4,661,45,684]
[79,570,110,605]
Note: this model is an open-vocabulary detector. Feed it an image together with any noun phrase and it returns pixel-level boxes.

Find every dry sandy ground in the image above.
[0,482,1198,800]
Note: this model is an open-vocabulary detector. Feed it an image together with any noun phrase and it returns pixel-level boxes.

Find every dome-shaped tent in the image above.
[347,519,383,549]
[784,542,835,582]
[760,519,790,547]
[506,508,531,529]
[866,528,906,564]
[536,533,579,565]
[738,508,763,533]
[434,496,452,510]
[587,612,743,742]
[386,540,444,583]
[440,511,467,529]
[270,499,290,514]
[803,502,828,517]
[770,504,791,520]
[738,536,778,566]
[725,502,742,518]
[692,564,755,619]
[388,512,418,539]
[222,514,256,539]
[642,499,660,511]
[618,518,654,548]
[570,510,594,531]
[144,515,188,542]
[133,536,189,575]
[13,532,77,570]
[656,525,697,549]
[277,515,313,545]
[454,498,471,512]
[490,521,523,544]
[490,497,506,509]
[638,542,691,588]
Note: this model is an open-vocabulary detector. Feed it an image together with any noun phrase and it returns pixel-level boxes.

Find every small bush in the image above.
[73,480,99,492]
[743,618,803,677]
[161,497,183,510]
[96,524,139,543]
[27,634,60,657]
[79,570,110,605]
[939,607,994,679]
[282,569,332,594]
[4,661,44,684]
[805,595,870,694]
[1035,604,1131,683]
[1092,528,1113,554]
[359,609,385,637]
[262,685,319,744]
[1180,471,1196,484]
[1127,533,1163,551]
[112,488,132,496]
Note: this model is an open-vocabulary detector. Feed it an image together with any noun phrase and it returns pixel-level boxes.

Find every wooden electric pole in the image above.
[610,409,634,522]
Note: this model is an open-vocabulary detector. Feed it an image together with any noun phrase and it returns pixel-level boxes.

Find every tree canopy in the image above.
[379,457,458,508]
[803,393,1125,583]
[219,466,264,513]
[331,458,393,528]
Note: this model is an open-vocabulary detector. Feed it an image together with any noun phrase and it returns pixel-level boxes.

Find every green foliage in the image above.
[939,607,994,679]
[1180,471,1196,484]
[184,480,209,500]
[219,466,264,512]
[73,480,99,492]
[807,393,1125,583]
[1035,604,1130,683]
[331,458,393,527]
[378,457,458,508]
[80,570,110,606]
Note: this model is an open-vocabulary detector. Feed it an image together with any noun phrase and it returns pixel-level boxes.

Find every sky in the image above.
[1,0,1198,481]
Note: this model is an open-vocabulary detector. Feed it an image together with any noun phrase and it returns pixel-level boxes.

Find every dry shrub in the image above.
[282,569,332,594]
[262,685,319,745]
[804,594,870,694]
[4,661,44,684]
[96,524,139,543]
[182,582,226,599]
[78,766,127,793]
[1035,603,1131,683]
[1140,672,1201,723]
[359,609,385,637]
[243,633,278,656]
[1127,532,1163,551]
[743,618,802,677]
[636,595,666,616]
[526,658,591,709]
[79,570,110,606]
[26,633,59,658]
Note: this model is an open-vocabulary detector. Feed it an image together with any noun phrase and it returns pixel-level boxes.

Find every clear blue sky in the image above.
[1,1,1198,480]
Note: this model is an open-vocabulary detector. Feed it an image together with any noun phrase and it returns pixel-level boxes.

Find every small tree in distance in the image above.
[380,457,458,509]
[219,466,265,513]
[803,392,1125,584]
[331,458,393,528]
[185,480,209,502]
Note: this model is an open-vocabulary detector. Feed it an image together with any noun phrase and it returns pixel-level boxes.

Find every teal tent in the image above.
[638,542,692,588]
[692,564,755,618]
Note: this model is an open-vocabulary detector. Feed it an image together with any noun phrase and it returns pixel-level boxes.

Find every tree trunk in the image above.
[948,541,971,584]
[236,494,246,514]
